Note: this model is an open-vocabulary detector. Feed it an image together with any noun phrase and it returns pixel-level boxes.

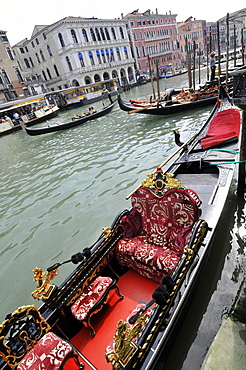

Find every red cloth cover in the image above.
[17,332,71,370]
[116,187,199,282]
[201,108,240,149]
[71,276,113,321]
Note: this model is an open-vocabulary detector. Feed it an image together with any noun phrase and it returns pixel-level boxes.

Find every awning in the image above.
[159,64,172,70]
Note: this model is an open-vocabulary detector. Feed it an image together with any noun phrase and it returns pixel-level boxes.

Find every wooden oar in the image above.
[126,131,198,199]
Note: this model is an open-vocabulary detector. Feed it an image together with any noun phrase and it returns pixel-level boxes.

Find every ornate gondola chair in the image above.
[116,169,205,283]
[71,276,124,337]
[0,305,84,369]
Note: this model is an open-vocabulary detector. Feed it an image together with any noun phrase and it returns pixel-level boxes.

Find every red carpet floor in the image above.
[68,269,158,369]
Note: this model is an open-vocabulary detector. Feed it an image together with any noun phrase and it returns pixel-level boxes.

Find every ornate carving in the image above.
[31,267,58,300]
[141,169,183,195]
[106,314,148,368]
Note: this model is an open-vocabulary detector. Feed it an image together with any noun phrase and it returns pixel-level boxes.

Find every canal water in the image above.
[0,70,245,369]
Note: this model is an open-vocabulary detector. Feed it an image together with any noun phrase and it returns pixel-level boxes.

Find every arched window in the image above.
[46,68,52,79]
[124,46,128,59]
[15,68,24,83]
[66,56,73,71]
[29,57,34,67]
[42,70,47,81]
[96,50,101,64]
[90,28,96,41]
[24,58,31,68]
[110,48,115,62]
[105,49,110,62]
[116,47,121,60]
[119,27,124,39]
[101,49,106,63]
[78,52,85,67]
[40,50,45,62]
[111,27,116,40]
[100,27,106,40]
[71,29,78,43]
[35,53,40,63]
[82,29,89,42]
[105,28,110,40]
[58,33,65,47]
[95,28,101,41]
[6,47,14,60]
[47,45,52,56]
[54,64,60,76]
[88,51,95,66]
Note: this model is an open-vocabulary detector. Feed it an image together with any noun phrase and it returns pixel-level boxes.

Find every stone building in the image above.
[12,16,135,95]
[0,30,27,103]
[177,16,207,68]
[123,9,181,78]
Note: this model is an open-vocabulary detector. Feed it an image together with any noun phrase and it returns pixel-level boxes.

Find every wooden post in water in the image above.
[234,24,237,68]
[241,28,245,66]
[198,47,201,85]
[193,40,196,90]
[206,44,209,81]
[155,60,161,101]
[186,38,192,88]
[226,13,229,89]
[148,55,156,99]
[217,21,221,78]
[237,110,246,196]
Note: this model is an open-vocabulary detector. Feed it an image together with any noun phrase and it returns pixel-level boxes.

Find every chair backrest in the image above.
[0,305,50,369]
[131,187,199,248]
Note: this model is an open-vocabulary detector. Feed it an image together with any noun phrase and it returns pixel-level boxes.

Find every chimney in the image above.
[156,8,158,14]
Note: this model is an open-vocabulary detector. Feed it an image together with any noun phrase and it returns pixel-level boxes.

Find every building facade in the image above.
[0,30,27,103]
[123,9,181,77]
[177,17,207,68]
[13,16,135,95]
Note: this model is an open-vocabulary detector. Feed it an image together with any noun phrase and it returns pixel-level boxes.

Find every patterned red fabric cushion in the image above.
[116,187,199,282]
[116,236,180,283]
[131,187,199,248]
[71,276,113,321]
[17,332,71,370]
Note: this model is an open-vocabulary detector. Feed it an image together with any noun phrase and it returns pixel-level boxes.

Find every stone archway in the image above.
[84,76,92,84]
[94,74,101,82]
[72,79,80,86]
[103,72,110,80]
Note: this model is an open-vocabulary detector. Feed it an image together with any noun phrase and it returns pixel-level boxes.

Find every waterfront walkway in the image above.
[201,280,246,370]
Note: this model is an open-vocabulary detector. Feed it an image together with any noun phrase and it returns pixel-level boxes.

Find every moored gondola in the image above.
[118,88,219,115]
[0,86,241,370]
[20,99,116,136]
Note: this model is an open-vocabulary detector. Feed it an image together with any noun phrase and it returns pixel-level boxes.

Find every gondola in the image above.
[0,85,241,370]
[20,99,116,136]
[118,89,218,115]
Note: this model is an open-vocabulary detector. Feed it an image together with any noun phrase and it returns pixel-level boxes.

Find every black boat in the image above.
[21,99,116,136]
[0,86,241,370]
[118,89,218,115]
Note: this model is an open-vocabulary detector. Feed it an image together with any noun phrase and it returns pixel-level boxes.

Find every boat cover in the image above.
[201,108,241,149]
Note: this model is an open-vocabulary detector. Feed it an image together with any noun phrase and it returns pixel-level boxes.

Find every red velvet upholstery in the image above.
[71,276,123,336]
[116,187,200,282]
[17,332,72,370]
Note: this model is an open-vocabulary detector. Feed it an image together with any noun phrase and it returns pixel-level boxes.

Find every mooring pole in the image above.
[237,109,246,196]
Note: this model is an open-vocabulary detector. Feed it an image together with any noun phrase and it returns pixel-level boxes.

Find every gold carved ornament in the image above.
[141,170,183,194]
[106,313,148,368]
[31,267,58,300]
